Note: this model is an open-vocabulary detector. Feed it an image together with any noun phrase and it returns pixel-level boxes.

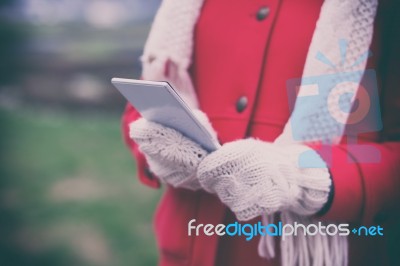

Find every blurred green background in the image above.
[0,1,162,265]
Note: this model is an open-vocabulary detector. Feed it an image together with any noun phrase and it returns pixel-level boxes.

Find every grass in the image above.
[1,107,399,265]
[0,107,162,266]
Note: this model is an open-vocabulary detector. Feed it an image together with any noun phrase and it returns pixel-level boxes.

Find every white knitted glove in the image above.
[129,110,216,190]
[197,139,332,221]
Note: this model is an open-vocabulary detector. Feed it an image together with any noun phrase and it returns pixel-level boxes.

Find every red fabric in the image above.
[121,0,400,265]
[122,103,160,188]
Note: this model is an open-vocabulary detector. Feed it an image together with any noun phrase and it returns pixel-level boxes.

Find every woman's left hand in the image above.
[197,139,332,221]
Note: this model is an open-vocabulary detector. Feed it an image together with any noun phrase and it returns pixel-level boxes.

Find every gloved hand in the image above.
[197,139,332,221]
[129,110,216,190]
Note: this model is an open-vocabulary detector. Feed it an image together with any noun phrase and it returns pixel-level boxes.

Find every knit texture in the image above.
[277,0,379,145]
[141,0,205,108]
[197,139,331,221]
[129,110,215,190]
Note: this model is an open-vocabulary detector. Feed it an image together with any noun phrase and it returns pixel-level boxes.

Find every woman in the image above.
[122,0,400,265]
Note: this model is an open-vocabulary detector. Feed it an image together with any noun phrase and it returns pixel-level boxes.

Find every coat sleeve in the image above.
[121,102,161,189]
[316,5,400,224]
[314,142,400,224]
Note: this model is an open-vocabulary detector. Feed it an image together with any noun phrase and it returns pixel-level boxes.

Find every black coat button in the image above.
[236,96,248,113]
[257,6,270,21]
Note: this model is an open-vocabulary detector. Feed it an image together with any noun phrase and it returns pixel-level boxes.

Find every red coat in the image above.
[122,0,400,265]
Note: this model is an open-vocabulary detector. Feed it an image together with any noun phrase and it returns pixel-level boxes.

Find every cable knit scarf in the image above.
[140,0,378,265]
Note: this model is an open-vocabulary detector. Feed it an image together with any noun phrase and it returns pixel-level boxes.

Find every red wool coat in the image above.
[122,0,400,265]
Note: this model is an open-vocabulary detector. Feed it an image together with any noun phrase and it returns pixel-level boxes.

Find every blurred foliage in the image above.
[0,2,162,265]
[0,107,161,266]
[0,0,27,86]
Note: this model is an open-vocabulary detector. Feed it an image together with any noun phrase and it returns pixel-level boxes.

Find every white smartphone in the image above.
[112,78,220,152]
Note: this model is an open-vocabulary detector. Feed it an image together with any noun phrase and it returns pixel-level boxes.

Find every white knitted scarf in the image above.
[140,0,378,265]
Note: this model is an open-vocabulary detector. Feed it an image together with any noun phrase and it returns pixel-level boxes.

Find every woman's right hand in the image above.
[129,110,215,190]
